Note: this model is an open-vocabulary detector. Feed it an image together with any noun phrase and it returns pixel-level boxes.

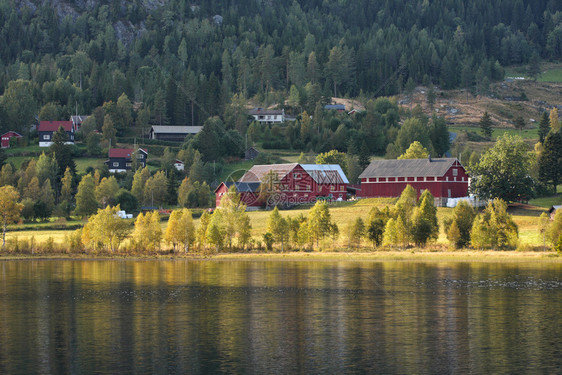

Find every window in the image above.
[330,185,335,191]
[113,162,119,167]
[293,173,300,179]
[137,153,144,159]
[306,185,310,191]
[452,168,458,176]
[43,134,50,140]
[448,189,451,198]
[126,162,131,167]
[295,185,299,191]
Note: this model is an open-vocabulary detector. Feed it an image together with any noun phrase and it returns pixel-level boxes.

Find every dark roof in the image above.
[38,121,73,132]
[359,158,461,179]
[216,181,260,193]
[248,108,284,116]
[109,148,147,158]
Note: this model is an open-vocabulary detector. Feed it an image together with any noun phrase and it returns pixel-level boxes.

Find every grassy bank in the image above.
[1,251,560,264]
[3,198,554,253]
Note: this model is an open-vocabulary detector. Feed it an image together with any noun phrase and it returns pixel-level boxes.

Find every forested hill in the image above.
[1,0,562,133]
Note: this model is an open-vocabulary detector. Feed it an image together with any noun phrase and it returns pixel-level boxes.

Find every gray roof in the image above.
[240,163,298,182]
[359,158,460,179]
[150,125,202,134]
[301,164,349,184]
[248,108,284,116]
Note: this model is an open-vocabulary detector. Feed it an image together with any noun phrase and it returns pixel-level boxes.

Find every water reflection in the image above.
[0,260,561,374]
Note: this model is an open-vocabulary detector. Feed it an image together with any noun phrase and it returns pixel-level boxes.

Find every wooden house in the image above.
[244,147,260,160]
[38,121,74,147]
[1,131,22,148]
[149,125,202,142]
[70,115,89,132]
[358,157,469,206]
[248,108,285,124]
[106,148,148,173]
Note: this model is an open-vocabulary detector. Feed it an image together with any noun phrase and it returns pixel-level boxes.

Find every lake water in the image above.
[0,260,561,374]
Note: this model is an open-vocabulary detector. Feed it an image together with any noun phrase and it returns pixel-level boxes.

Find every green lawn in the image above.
[538,68,562,83]
[528,195,562,209]
[449,125,539,141]
[75,157,106,173]
[217,160,256,182]
[5,156,33,169]
[4,145,43,155]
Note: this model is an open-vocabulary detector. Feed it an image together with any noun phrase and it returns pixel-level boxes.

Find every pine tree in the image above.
[358,141,371,170]
[538,111,550,143]
[479,111,493,138]
[538,131,562,190]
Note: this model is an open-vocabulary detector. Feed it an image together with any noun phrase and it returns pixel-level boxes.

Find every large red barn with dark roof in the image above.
[358,157,469,206]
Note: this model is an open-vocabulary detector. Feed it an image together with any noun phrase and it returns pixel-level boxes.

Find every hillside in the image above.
[1,0,562,137]
[401,79,562,131]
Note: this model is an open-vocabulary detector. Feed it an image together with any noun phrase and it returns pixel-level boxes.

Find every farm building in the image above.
[1,131,22,148]
[358,157,469,206]
[149,125,202,142]
[216,163,349,208]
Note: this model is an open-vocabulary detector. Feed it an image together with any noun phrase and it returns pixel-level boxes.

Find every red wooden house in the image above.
[358,157,469,206]
[1,131,22,148]
[215,163,349,208]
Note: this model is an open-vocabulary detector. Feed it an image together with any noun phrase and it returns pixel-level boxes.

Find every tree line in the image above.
[1,0,562,136]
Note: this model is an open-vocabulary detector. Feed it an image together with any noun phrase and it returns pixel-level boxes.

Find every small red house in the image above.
[358,157,469,206]
[216,163,349,208]
[1,131,22,148]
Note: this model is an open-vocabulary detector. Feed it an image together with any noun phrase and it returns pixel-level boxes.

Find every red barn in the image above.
[1,131,22,148]
[215,163,349,208]
[358,157,469,206]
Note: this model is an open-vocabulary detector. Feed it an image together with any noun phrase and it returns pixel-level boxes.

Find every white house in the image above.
[248,108,285,124]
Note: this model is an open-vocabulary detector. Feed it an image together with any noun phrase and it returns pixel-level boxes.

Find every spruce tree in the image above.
[538,131,562,190]
[538,111,550,143]
[479,111,493,138]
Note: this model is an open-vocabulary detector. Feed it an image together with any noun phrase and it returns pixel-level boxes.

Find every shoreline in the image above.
[0,251,561,263]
